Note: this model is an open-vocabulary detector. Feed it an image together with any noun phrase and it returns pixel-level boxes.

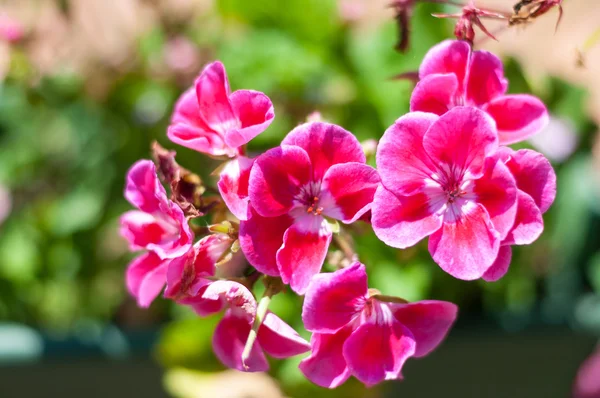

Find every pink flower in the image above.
[482,147,556,281]
[184,280,310,372]
[299,263,457,388]
[371,107,518,280]
[411,40,548,145]
[573,346,600,398]
[164,234,233,299]
[0,14,24,43]
[120,160,193,259]
[239,122,380,294]
[167,61,275,158]
[125,251,170,308]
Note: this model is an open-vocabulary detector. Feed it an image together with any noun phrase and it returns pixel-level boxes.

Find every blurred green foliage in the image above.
[0,0,599,397]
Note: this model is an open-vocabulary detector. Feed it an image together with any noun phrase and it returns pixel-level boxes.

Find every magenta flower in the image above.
[411,40,548,145]
[184,280,310,372]
[125,251,170,308]
[573,346,600,398]
[372,107,518,280]
[164,234,233,299]
[482,147,556,281]
[167,61,274,158]
[120,160,193,260]
[299,263,457,388]
[238,122,380,294]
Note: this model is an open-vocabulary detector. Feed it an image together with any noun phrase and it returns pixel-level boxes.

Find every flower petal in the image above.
[249,145,312,217]
[503,148,556,213]
[482,245,512,282]
[276,220,332,294]
[167,87,234,157]
[376,111,439,196]
[202,280,257,318]
[212,312,268,372]
[371,186,443,249]
[465,49,507,106]
[120,211,171,250]
[429,202,500,280]
[239,207,293,276]
[390,300,457,358]
[573,347,600,398]
[195,61,238,135]
[218,156,254,220]
[485,94,549,145]
[343,320,416,386]
[503,191,544,246]
[225,89,275,148]
[125,160,167,213]
[320,162,379,223]
[167,122,232,157]
[126,252,169,308]
[281,122,365,181]
[299,328,353,389]
[258,311,311,358]
[419,40,470,91]
[410,73,459,115]
[302,262,368,333]
[164,234,231,298]
[472,157,518,240]
[423,106,498,179]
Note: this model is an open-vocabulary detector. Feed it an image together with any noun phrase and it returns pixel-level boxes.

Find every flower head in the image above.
[239,122,380,293]
[183,280,310,372]
[433,3,507,45]
[167,61,275,158]
[120,160,193,259]
[411,40,548,145]
[372,107,519,280]
[299,263,457,388]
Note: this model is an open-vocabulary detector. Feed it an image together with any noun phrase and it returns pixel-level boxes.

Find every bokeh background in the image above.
[0,0,599,397]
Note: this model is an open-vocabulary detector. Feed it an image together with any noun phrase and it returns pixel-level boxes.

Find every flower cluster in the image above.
[120,40,556,388]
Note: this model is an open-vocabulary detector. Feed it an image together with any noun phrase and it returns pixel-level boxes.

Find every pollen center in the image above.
[306,196,323,216]
[445,182,466,204]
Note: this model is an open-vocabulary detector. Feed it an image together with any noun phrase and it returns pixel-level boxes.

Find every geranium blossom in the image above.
[239,122,380,294]
[372,107,518,280]
[411,40,548,145]
[482,147,556,281]
[299,263,457,387]
[183,280,310,371]
[120,160,193,260]
[164,233,234,299]
[167,61,274,158]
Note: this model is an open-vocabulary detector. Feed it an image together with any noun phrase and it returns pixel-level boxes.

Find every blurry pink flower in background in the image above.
[0,184,11,225]
[573,346,600,398]
[0,13,24,43]
[529,116,578,163]
[164,36,201,76]
[338,0,367,22]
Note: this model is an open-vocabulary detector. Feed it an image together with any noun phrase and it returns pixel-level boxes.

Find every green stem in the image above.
[241,294,271,370]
